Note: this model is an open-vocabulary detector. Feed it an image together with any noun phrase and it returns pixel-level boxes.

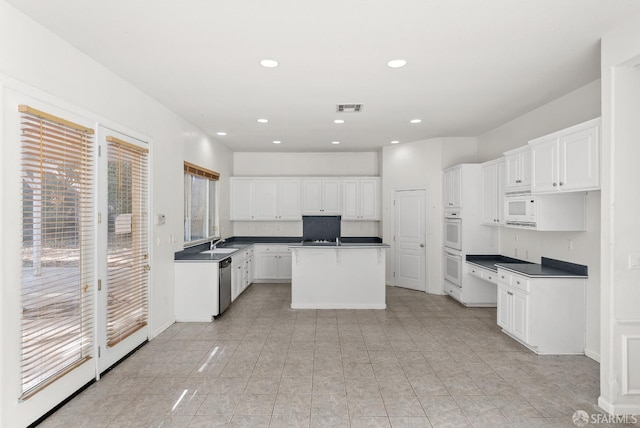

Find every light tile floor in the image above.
[40,284,616,428]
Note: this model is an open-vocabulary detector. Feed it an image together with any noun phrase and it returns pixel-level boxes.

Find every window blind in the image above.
[106,135,149,347]
[184,161,219,180]
[19,105,95,398]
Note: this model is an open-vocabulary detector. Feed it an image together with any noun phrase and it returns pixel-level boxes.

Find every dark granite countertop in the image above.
[466,254,532,272]
[467,255,588,278]
[495,257,588,278]
[175,236,383,262]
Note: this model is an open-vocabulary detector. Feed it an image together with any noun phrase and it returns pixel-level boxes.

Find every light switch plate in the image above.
[156,214,166,225]
[629,254,640,270]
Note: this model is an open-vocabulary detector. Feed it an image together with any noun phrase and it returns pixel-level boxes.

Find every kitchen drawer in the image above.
[511,274,529,292]
[497,270,511,285]
[468,264,497,284]
[468,265,483,279]
[444,281,461,301]
[483,270,497,284]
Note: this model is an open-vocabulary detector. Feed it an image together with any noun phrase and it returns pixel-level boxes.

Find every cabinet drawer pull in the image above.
[516,280,520,285]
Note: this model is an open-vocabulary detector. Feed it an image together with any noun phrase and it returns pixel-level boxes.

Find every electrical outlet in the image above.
[568,239,573,250]
[515,234,519,242]
[629,254,640,270]
[514,248,518,257]
[525,250,529,259]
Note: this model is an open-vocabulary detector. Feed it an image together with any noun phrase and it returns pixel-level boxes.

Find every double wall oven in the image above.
[443,208,462,288]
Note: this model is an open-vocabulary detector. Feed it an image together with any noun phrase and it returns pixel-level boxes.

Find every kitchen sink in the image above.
[200,248,237,255]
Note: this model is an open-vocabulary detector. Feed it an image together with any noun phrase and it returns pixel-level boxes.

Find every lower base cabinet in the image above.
[253,245,292,282]
[232,247,254,301]
[174,262,219,322]
[496,268,586,354]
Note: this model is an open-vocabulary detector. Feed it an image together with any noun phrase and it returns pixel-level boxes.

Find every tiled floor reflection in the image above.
[40,284,607,428]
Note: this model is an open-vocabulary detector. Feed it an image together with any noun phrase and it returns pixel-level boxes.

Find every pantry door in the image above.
[97,126,150,373]
[394,189,427,291]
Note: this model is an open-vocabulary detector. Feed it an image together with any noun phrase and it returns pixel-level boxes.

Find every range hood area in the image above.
[302,215,341,242]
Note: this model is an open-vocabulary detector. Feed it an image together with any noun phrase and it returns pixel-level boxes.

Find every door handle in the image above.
[143,264,151,272]
[419,243,425,248]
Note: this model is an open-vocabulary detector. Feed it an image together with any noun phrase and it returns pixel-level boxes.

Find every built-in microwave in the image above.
[504,192,536,227]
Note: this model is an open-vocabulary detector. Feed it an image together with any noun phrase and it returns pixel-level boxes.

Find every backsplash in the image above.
[232,220,380,238]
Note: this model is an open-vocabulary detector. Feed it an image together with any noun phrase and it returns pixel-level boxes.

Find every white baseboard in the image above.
[598,396,640,416]
[584,347,600,363]
[150,318,175,339]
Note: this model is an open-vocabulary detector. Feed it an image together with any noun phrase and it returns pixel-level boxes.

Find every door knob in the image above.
[419,243,425,248]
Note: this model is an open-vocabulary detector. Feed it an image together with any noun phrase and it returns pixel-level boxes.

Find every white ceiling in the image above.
[8,0,640,152]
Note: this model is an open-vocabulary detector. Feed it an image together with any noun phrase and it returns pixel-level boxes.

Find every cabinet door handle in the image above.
[501,275,505,279]
[559,182,564,186]
[516,280,521,285]
[553,182,557,187]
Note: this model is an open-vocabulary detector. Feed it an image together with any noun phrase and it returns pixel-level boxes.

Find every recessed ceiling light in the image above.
[390,140,400,144]
[272,140,282,144]
[409,119,422,124]
[331,141,341,145]
[334,119,345,124]
[257,118,269,123]
[260,59,279,68]
[387,59,407,68]
[216,132,227,136]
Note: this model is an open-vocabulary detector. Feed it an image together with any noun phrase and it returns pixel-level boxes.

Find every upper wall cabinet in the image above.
[529,118,601,194]
[230,178,254,220]
[481,158,505,225]
[504,146,531,192]
[230,178,301,221]
[443,166,462,208]
[301,178,342,215]
[342,178,380,220]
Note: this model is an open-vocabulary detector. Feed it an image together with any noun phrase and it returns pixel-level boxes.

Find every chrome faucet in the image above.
[211,239,226,250]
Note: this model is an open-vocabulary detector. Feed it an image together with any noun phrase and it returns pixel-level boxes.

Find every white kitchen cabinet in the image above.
[496,268,586,354]
[230,178,254,220]
[231,178,301,221]
[302,178,342,215]
[443,166,462,208]
[174,262,219,322]
[231,255,244,301]
[342,177,380,220]
[504,146,531,191]
[245,246,254,287]
[253,244,292,282]
[254,179,301,220]
[530,118,600,193]
[497,282,529,343]
[481,158,505,225]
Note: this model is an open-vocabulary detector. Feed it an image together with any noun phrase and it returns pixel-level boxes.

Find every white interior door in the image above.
[97,126,150,373]
[394,189,427,291]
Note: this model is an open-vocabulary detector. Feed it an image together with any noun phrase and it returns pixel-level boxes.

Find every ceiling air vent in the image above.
[336,104,363,113]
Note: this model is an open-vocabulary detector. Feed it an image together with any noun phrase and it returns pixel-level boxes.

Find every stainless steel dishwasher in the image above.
[218,258,232,315]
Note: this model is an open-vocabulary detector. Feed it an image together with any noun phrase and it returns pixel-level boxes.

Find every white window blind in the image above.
[106,136,149,347]
[19,105,95,399]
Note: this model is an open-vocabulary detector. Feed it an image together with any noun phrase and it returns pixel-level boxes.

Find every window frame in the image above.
[183,162,219,246]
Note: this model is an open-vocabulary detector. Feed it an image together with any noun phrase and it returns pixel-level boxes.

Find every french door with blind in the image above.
[97,126,150,372]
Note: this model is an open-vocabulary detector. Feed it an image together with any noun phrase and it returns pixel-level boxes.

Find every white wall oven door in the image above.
[444,218,462,250]
[444,251,462,286]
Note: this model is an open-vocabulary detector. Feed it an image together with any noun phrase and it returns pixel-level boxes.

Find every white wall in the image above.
[381,138,478,293]
[599,12,640,416]
[476,81,602,361]
[0,2,232,426]
[232,152,380,238]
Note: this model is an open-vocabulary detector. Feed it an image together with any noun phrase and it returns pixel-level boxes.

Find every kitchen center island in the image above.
[289,242,390,309]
